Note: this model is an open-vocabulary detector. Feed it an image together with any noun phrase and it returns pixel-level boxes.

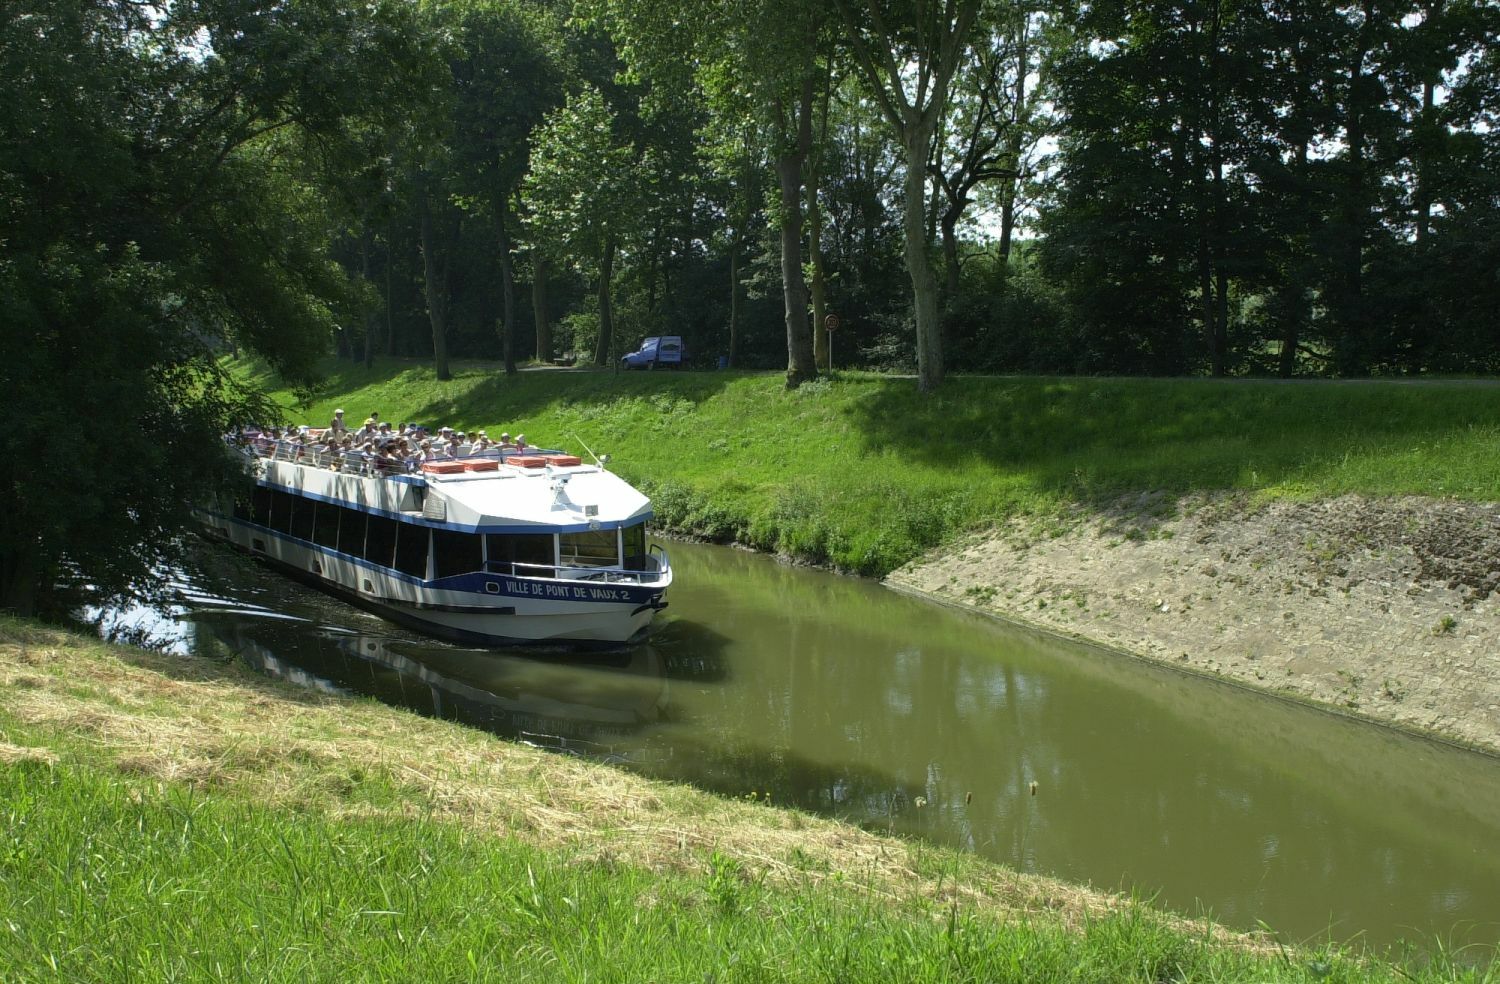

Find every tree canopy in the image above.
[0,0,440,614]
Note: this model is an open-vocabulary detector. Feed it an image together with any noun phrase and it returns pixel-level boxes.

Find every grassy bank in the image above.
[3,618,1495,981]
[251,360,1500,575]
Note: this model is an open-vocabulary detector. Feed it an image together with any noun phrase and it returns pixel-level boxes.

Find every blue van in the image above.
[621,335,685,370]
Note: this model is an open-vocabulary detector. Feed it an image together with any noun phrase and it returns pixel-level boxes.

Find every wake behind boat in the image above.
[197,428,672,648]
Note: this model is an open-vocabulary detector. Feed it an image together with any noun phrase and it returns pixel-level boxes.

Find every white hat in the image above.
[335,408,344,415]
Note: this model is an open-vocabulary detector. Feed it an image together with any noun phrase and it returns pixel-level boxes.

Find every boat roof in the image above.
[420,459,651,533]
[248,445,652,535]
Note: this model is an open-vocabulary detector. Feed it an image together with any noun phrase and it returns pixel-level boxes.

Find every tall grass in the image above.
[4,756,1493,982]
[252,361,1500,574]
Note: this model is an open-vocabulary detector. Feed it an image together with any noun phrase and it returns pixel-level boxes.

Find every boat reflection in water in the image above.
[197,614,675,763]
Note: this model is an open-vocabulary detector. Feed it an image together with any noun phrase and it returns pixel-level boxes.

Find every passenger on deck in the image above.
[329,409,348,435]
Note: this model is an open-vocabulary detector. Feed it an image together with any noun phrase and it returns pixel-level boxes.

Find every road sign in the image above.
[824,314,840,331]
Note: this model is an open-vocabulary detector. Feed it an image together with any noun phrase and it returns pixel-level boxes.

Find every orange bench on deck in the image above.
[542,454,582,466]
[460,458,499,472]
[422,460,466,475]
[506,455,548,468]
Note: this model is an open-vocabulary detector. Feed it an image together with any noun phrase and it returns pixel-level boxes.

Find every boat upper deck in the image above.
[238,436,593,484]
[236,434,651,533]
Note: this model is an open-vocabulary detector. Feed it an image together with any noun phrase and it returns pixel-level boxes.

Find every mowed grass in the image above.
[3,620,1494,982]
[252,360,1500,575]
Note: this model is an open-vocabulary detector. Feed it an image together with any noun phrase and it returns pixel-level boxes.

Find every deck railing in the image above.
[484,547,671,586]
[232,436,566,479]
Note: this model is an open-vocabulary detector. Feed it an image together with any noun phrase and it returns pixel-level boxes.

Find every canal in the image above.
[104,538,1500,954]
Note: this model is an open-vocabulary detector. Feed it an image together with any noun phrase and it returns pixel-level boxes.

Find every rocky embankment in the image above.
[887,494,1500,755]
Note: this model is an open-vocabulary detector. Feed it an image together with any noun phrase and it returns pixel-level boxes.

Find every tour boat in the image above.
[197,435,672,648]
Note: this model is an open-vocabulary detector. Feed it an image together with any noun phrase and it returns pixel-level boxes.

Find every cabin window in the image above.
[336,509,365,558]
[365,515,398,568]
[232,495,252,522]
[560,529,618,568]
[289,496,315,542]
[251,486,272,525]
[432,528,483,579]
[311,502,339,549]
[269,489,293,533]
[393,522,430,579]
[622,522,647,571]
[486,533,555,576]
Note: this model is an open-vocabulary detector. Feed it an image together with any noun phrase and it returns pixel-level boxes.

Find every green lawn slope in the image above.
[252,360,1500,576]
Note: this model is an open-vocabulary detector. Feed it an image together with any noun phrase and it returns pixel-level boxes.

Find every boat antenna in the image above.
[573,434,610,467]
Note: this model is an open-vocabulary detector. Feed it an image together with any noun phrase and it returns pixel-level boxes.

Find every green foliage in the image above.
[1041,0,1500,377]
[0,0,441,615]
[523,87,637,274]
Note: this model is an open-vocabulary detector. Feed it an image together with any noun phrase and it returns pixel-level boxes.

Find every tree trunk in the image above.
[1206,1,1228,377]
[1278,316,1301,378]
[777,78,817,388]
[357,223,380,367]
[810,64,832,372]
[384,213,396,359]
[496,197,517,375]
[778,151,816,386]
[940,209,961,298]
[999,19,1028,266]
[998,183,1017,263]
[1,542,38,618]
[901,118,944,392]
[418,183,451,381]
[728,239,741,368]
[593,237,616,367]
[809,178,828,371]
[1334,0,1374,375]
[532,254,551,363]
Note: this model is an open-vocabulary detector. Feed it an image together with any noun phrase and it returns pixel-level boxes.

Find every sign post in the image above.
[823,314,840,371]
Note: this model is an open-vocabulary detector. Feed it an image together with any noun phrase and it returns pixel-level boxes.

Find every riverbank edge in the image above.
[0,617,1307,970]
[883,491,1500,759]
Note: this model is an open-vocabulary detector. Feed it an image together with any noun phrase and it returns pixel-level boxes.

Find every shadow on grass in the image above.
[305,359,746,434]
[839,375,1500,502]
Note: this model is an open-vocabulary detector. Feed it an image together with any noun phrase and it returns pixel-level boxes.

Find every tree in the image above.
[523,87,638,367]
[931,5,1027,297]
[587,0,827,386]
[833,0,983,392]
[0,0,440,616]
[442,0,568,374]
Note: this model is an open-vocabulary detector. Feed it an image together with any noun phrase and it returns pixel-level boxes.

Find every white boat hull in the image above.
[200,514,667,648]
